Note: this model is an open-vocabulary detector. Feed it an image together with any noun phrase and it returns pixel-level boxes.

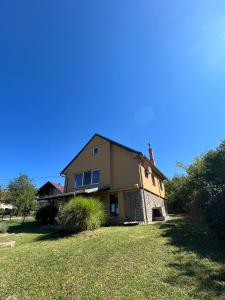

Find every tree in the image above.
[165,175,193,213]
[0,187,11,204]
[8,174,37,221]
[166,140,225,239]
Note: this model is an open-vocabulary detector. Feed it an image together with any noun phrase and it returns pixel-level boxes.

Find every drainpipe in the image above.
[60,174,67,193]
[138,155,149,224]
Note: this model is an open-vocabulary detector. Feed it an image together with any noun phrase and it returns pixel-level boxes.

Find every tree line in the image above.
[0,174,37,221]
[165,140,225,239]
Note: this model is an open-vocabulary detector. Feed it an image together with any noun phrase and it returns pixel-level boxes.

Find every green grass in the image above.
[0,217,225,300]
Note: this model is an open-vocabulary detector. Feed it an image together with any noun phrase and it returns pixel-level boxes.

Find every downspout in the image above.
[138,155,149,224]
[60,174,67,192]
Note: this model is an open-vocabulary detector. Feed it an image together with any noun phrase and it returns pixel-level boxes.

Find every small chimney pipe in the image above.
[148,143,155,165]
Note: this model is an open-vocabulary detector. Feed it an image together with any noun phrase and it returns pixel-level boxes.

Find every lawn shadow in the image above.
[7,220,62,241]
[161,217,225,297]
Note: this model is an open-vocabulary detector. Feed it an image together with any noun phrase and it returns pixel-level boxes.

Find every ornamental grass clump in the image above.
[58,197,106,235]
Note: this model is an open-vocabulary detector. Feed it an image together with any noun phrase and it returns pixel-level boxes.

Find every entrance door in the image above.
[110,194,118,217]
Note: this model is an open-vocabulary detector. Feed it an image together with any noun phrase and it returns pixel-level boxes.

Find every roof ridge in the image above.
[94,133,142,155]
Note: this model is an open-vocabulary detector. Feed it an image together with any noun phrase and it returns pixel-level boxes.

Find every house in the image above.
[38,181,64,204]
[59,134,167,223]
[0,189,13,211]
[0,203,13,210]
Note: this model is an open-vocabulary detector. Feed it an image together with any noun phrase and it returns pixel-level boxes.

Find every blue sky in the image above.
[1,0,225,188]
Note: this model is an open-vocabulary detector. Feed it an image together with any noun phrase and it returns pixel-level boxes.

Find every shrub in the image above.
[35,204,59,225]
[0,223,8,233]
[0,209,4,220]
[58,197,106,234]
[4,208,12,216]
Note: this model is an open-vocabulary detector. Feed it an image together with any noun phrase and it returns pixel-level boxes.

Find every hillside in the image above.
[0,217,225,300]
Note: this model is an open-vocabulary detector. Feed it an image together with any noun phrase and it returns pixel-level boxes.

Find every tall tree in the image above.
[8,174,37,221]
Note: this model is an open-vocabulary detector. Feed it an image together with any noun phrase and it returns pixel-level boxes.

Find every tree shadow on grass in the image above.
[7,220,62,241]
[161,217,225,297]
[7,220,91,242]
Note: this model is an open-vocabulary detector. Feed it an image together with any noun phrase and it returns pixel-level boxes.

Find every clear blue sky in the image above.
[1,1,225,188]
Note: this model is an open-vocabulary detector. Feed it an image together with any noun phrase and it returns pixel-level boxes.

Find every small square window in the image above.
[92,147,99,156]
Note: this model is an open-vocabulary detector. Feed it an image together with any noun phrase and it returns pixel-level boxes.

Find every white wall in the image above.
[0,203,13,210]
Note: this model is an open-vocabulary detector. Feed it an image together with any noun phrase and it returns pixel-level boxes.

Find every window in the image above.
[151,174,156,186]
[159,180,163,191]
[92,147,99,156]
[92,170,100,184]
[75,173,83,187]
[74,170,100,187]
[83,171,92,185]
[110,194,118,216]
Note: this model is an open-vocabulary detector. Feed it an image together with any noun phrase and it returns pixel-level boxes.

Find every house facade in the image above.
[60,134,167,223]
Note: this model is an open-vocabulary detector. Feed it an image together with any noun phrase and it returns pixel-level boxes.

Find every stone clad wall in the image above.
[143,190,167,222]
[123,189,167,223]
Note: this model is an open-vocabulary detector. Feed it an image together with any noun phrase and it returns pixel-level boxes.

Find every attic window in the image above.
[92,147,99,156]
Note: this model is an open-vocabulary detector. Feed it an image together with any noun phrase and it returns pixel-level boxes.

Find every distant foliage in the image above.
[0,188,11,204]
[165,175,194,214]
[36,204,59,225]
[0,209,5,221]
[166,140,225,239]
[0,223,8,233]
[8,174,37,222]
[58,197,106,235]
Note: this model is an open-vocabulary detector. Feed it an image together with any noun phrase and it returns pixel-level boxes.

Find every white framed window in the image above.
[75,173,83,187]
[83,171,92,185]
[159,180,164,191]
[92,147,99,156]
[92,170,100,184]
[74,170,100,187]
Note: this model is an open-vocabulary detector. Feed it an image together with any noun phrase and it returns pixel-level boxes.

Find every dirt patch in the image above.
[77,231,97,238]
[0,233,15,238]
[0,241,16,249]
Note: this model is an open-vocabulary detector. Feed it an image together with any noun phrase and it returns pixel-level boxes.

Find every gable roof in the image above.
[38,181,64,193]
[60,133,167,180]
[60,133,142,175]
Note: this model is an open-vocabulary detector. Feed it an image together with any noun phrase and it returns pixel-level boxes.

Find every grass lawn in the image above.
[0,217,225,300]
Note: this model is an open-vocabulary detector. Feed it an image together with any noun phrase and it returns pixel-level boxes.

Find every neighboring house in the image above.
[59,134,167,223]
[0,203,13,210]
[38,182,64,204]
[0,188,13,210]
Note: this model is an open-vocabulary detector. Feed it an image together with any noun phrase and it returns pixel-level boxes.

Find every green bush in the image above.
[35,204,59,225]
[0,209,4,220]
[0,223,8,233]
[58,197,106,234]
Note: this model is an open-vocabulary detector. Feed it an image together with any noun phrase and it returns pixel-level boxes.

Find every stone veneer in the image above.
[124,189,167,223]
[143,190,167,222]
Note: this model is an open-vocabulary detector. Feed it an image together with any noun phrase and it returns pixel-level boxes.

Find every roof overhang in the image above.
[37,186,110,201]
[138,154,167,180]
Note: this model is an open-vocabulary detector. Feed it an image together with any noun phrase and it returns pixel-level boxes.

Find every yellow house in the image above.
[59,134,167,223]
